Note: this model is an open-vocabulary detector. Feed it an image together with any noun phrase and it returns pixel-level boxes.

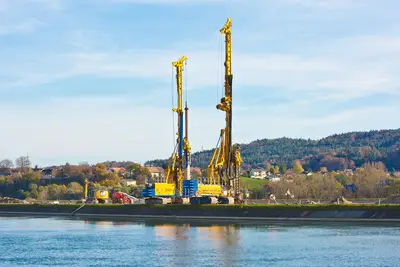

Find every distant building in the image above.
[146,166,165,182]
[121,179,137,187]
[267,176,281,182]
[250,168,267,179]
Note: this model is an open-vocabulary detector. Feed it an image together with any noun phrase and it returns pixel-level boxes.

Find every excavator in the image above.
[192,18,243,205]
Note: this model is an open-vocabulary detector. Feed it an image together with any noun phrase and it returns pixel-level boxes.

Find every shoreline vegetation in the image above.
[0,128,399,202]
[0,160,399,202]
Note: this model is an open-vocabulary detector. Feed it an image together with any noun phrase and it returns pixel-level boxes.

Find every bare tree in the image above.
[0,159,14,168]
[15,156,31,169]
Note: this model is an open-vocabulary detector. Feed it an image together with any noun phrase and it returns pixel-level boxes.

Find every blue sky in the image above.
[1,0,399,167]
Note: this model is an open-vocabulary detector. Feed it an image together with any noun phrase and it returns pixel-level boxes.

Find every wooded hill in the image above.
[145,129,400,172]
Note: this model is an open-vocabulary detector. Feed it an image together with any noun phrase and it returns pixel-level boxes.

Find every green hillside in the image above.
[145,128,400,171]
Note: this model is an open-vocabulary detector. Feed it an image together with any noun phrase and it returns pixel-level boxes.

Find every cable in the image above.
[216,33,221,104]
[220,34,224,98]
[171,64,175,148]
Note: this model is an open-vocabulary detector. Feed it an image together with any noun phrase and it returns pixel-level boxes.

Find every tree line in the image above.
[0,158,152,201]
[145,129,400,172]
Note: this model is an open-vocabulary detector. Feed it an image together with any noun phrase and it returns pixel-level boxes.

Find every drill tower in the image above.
[208,18,242,201]
[165,56,191,197]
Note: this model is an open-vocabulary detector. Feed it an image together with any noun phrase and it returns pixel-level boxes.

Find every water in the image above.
[0,217,399,267]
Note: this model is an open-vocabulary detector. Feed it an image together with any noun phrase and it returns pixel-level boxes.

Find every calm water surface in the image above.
[0,217,399,267]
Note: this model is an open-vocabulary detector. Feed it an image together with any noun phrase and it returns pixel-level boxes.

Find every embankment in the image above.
[1,204,400,222]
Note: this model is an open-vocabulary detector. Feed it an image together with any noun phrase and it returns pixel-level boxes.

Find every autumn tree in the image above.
[100,173,121,187]
[292,160,304,174]
[270,165,280,175]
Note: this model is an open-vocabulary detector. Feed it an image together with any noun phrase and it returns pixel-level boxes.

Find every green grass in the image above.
[240,177,269,190]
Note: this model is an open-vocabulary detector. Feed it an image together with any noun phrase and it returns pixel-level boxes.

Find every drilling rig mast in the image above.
[208,18,242,203]
[165,56,189,198]
[143,56,190,204]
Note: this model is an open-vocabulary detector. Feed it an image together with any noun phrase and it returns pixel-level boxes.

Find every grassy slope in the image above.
[240,177,269,191]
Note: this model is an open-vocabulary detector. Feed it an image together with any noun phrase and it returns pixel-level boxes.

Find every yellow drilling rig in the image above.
[191,18,243,205]
[208,17,243,204]
[143,56,191,204]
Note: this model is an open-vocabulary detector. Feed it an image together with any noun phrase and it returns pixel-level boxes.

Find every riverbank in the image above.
[1,204,400,222]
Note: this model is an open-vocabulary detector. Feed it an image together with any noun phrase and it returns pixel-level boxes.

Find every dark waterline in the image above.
[1,216,399,267]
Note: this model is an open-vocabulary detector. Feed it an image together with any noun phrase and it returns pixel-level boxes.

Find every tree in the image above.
[281,164,287,174]
[126,163,140,178]
[0,159,14,168]
[270,165,280,175]
[292,160,304,174]
[263,161,272,172]
[15,156,31,169]
[29,183,39,199]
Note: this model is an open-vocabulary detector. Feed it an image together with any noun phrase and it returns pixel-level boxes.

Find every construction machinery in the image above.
[111,191,138,204]
[197,17,243,204]
[84,179,136,204]
[84,180,108,204]
[143,56,190,204]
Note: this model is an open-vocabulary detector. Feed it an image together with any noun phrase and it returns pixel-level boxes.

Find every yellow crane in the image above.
[207,18,243,203]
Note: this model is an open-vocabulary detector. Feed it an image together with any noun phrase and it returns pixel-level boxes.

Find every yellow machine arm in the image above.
[208,18,242,200]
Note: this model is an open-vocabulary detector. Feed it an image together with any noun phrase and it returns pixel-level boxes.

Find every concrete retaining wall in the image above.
[0,204,399,222]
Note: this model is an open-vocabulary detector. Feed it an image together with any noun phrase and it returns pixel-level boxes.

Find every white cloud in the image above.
[1,0,400,166]
[3,34,400,102]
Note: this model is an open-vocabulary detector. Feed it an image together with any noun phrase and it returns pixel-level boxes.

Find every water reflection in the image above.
[148,222,241,266]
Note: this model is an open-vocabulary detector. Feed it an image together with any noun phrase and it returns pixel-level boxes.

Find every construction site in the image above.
[1,17,399,214]
[140,17,243,206]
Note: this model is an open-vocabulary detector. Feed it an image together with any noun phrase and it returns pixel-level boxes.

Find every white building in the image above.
[250,168,267,179]
[267,176,281,182]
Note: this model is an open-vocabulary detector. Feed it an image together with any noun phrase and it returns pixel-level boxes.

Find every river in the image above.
[0,217,399,266]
